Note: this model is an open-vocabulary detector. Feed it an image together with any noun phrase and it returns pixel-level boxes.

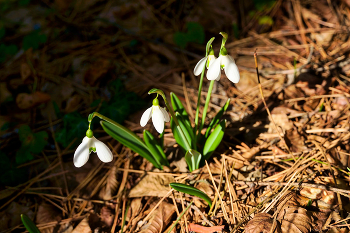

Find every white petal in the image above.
[193,57,207,76]
[215,72,221,81]
[206,56,222,80]
[160,107,170,122]
[224,57,240,83]
[93,137,113,163]
[207,55,216,67]
[151,106,165,133]
[140,106,152,127]
[73,137,91,167]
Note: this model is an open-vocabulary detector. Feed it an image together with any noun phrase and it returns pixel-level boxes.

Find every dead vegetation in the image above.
[1,0,350,232]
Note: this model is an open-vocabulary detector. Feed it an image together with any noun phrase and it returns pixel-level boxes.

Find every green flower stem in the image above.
[194,63,206,136]
[198,80,215,136]
[88,112,120,129]
[194,37,215,140]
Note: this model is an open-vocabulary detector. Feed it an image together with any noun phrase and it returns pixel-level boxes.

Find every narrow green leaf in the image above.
[204,98,230,138]
[170,113,194,151]
[185,149,202,172]
[170,92,190,124]
[143,130,169,166]
[203,120,226,161]
[170,183,212,207]
[21,214,40,233]
[170,118,189,151]
[100,121,162,169]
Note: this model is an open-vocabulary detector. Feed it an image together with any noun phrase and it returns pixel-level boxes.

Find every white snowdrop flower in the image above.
[193,50,216,76]
[207,53,240,83]
[73,129,113,167]
[140,98,170,134]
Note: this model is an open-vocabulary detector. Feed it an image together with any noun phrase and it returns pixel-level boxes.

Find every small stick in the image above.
[254,50,293,158]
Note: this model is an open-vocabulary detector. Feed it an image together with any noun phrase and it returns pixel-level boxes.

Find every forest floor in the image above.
[1,0,350,232]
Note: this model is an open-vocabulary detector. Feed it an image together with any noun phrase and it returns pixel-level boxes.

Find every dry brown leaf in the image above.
[278,207,312,233]
[129,174,174,198]
[310,209,331,232]
[84,59,111,86]
[64,94,82,113]
[139,202,175,233]
[148,43,178,62]
[285,127,308,153]
[20,63,31,82]
[99,165,118,200]
[100,206,114,228]
[188,223,225,233]
[245,213,282,233]
[16,92,51,109]
[327,226,349,233]
[270,113,293,131]
[72,217,92,233]
[0,202,34,230]
[36,202,62,233]
[127,198,142,221]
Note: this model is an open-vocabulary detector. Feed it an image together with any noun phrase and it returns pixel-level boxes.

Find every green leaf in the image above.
[186,22,205,44]
[96,79,145,123]
[19,0,31,6]
[173,22,204,48]
[170,113,194,151]
[170,92,190,124]
[16,125,48,164]
[56,112,88,148]
[143,130,169,166]
[185,149,202,172]
[173,32,188,49]
[21,214,40,233]
[0,43,18,63]
[170,183,212,207]
[258,15,274,26]
[204,98,230,139]
[22,30,47,50]
[203,120,226,161]
[0,27,5,40]
[100,121,162,169]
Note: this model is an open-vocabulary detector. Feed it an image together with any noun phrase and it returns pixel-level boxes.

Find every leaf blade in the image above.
[204,98,230,139]
[143,130,169,166]
[21,214,40,233]
[100,121,162,169]
[170,183,212,207]
[203,120,226,161]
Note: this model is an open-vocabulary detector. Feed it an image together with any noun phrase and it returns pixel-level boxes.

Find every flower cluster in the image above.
[194,35,240,83]
[74,32,240,168]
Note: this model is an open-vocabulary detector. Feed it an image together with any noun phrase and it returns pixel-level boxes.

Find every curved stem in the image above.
[198,80,215,136]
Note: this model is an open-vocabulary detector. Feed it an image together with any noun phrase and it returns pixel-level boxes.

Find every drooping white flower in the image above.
[74,133,113,167]
[193,49,216,76]
[140,98,170,134]
[207,54,240,83]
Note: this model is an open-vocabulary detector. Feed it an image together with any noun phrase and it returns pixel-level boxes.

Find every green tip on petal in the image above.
[86,129,93,138]
[152,98,159,106]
